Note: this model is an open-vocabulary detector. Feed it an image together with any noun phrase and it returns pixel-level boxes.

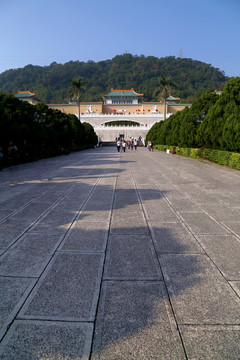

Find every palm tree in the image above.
[69,77,88,121]
[154,75,177,120]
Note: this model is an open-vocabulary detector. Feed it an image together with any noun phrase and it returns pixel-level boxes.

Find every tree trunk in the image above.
[77,98,81,122]
[163,98,166,120]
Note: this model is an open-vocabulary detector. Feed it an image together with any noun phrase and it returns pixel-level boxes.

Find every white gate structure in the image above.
[80,113,172,142]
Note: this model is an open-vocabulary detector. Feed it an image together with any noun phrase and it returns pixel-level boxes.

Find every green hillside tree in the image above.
[222,110,240,151]
[197,77,240,150]
[147,91,219,148]
[69,77,88,121]
[153,75,177,120]
[82,122,98,146]
[0,55,228,103]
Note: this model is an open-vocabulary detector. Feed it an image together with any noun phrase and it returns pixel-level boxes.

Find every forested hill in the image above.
[0,54,229,103]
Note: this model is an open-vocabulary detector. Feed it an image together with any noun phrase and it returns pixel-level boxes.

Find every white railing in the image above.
[92,124,154,130]
[80,113,173,118]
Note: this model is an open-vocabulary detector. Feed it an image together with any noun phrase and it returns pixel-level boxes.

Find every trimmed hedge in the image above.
[154,145,240,170]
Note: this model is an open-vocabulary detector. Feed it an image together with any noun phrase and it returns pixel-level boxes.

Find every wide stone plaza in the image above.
[0,146,239,359]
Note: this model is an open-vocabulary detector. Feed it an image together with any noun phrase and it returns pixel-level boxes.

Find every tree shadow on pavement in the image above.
[0,149,237,359]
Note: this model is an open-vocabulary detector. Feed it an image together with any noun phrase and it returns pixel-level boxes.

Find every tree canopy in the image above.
[0,94,98,165]
[146,77,240,153]
[153,75,177,120]
[0,54,229,103]
[69,77,88,120]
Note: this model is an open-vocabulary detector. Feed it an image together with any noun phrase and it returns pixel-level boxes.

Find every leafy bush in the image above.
[154,144,240,170]
[82,122,98,147]
[147,78,240,153]
[228,153,240,170]
[0,94,97,167]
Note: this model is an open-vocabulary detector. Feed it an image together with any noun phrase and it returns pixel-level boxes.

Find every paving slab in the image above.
[104,234,161,280]
[177,187,220,205]
[29,210,76,235]
[180,325,240,360]
[137,189,164,202]
[159,254,240,324]
[0,277,34,340]
[110,216,149,234]
[0,234,62,277]
[9,202,51,221]
[18,253,104,321]
[201,203,240,222]
[0,219,32,250]
[178,211,230,235]
[0,193,40,210]
[113,197,140,210]
[151,222,204,254]
[220,193,240,208]
[83,199,113,212]
[0,209,13,220]
[60,221,109,252]
[79,210,112,222]
[196,234,240,280]
[143,205,180,222]
[230,281,240,297]
[0,320,93,360]
[92,281,186,360]
[222,221,240,236]
[168,197,201,212]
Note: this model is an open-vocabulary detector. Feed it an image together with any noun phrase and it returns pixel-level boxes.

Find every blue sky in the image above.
[0,0,239,77]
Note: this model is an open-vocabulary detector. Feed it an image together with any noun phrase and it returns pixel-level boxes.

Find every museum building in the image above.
[14,89,191,141]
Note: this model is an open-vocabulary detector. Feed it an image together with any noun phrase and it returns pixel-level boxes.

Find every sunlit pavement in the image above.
[0,146,240,359]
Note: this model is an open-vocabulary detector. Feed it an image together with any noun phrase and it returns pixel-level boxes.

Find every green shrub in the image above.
[229,153,240,170]
[154,144,240,170]
[207,150,230,166]
[154,144,166,151]
[190,148,199,158]
[179,147,191,157]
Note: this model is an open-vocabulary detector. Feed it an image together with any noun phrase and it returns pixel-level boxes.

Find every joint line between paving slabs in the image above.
[131,171,189,360]
[88,168,119,358]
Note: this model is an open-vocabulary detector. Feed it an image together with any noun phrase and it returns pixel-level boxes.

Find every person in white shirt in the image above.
[134,139,138,150]
[116,140,121,152]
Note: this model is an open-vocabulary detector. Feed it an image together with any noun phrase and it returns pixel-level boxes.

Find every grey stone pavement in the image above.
[0,146,240,359]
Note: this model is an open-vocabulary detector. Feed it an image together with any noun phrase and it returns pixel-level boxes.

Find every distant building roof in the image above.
[212,90,222,95]
[166,94,180,102]
[14,90,36,98]
[14,90,42,103]
[103,88,143,97]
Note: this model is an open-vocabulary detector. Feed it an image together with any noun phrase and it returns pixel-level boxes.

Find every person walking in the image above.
[147,140,152,151]
[134,139,138,150]
[122,141,126,152]
[116,139,121,152]
[130,139,134,150]
[151,141,154,152]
